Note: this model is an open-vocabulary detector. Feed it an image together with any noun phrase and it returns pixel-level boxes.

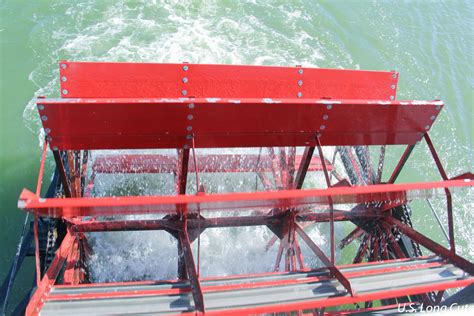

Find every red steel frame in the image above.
[21,61,473,315]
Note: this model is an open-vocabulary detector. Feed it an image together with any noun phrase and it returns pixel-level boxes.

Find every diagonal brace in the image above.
[178,228,205,312]
[383,216,473,275]
[295,223,354,296]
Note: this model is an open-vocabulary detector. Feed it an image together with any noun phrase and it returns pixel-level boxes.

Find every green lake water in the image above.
[0,0,472,311]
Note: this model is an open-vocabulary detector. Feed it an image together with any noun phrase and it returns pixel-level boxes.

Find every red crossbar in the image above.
[18,179,472,218]
[58,61,398,100]
[37,98,442,150]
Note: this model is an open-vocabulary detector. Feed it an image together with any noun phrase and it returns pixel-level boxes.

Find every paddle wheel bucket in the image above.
[13,61,474,315]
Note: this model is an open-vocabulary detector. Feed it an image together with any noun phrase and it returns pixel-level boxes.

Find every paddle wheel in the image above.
[2,61,473,315]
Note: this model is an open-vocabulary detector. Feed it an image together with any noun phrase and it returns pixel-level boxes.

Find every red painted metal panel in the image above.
[58,61,398,100]
[37,98,442,150]
[91,154,331,174]
[18,179,472,218]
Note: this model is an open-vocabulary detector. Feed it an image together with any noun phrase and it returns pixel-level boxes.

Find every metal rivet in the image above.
[435,105,441,111]
[45,128,51,134]
[38,105,44,110]
[391,84,396,90]
[183,65,189,71]
[41,115,48,121]
[297,92,302,98]
[181,90,187,96]
[46,136,52,142]
[186,134,193,140]
[186,125,193,131]
[53,146,58,151]
[323,114,329,120]
[61,76,67,82]
[188,103,195,109]
[61,63,67,69]
[182,77,188,83]
[326,104,332,110]
[425,125,430,130]
[430,115,435,121]
[320,125,326,130]
[62,89,68,95]
[389,95,394,100]
[392,73,397,78]
[187,114,193,120]
[297,80,303,86]
[184,144,189,149]
[298,69,303,74]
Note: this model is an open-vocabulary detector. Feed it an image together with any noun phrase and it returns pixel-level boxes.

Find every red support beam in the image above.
[424,133,455,253]
[26,231,76,316]
[63,237,81,285]
[178,228,205,312]
[19,179,472,218]
[388,144,415,184]
[52,150,72,198]
[353,234,370,264]
[295,223,354,296]
[70,210,380,232]
[287,147,296,189]
[178,149,190,195]
[383,217,474,275]
[338,227,364,250]
[294,146,315,189]
[316,136,335,264]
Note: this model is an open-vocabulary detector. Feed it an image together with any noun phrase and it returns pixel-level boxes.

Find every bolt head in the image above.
[61,63,67,69]
[326,104,332,110]
[188,103,195,109]
[181,90,187,96]
[62,89,68,95]
[187,114,193,120]
[61,76,67,82]
[183,65,189,71]
[430,115,435,120]
[45,128,51,134]
[435,105,441,111]
[391,84,396,89]
[182,77,188,83]
[298,68,303,74]
[38,105,44,110]
[389,95,394,100]
[41,115,48,121]
[186,134,193,140]
[320,125,326,130]
[392,73,397,78]
[297,80,303,86]
[297,92,302,98]
[425,125,430,130]
[184,144,189,149]
[323,114,328,120]
[186,125,193,131]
